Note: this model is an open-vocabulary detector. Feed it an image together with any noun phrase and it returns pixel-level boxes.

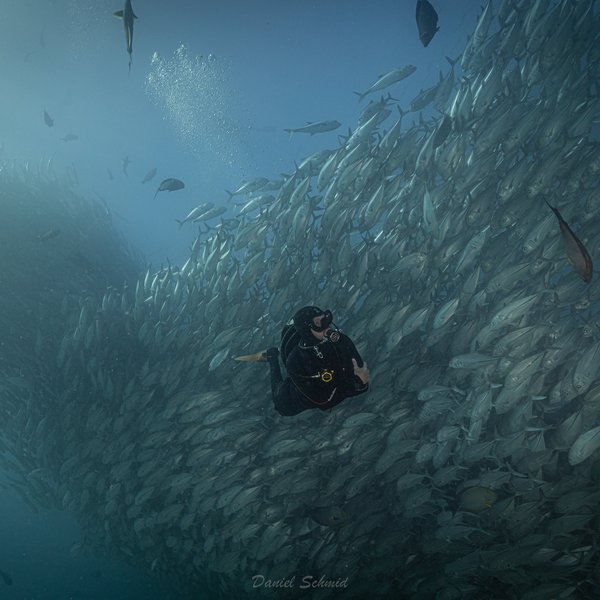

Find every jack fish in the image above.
[354,66,417,102]
[153,178,185,200]
[114,0,137,72]
[284,120,341,138]
[416,0,439,47]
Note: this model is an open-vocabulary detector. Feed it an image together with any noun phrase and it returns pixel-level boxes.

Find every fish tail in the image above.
[175,219,185,228]
[445,54,459,68]
[225,190,234,201]
[353,91,366,103]
[283,129,294,140]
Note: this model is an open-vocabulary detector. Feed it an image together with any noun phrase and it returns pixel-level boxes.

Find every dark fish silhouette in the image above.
[114,0,137,72]
[546,200,593,283]
[153,178,185,200]
[141,167,157,184]
[44,109,54,127]
[122,156,130,176]
[416,0,439,47]
[0,568,13,586]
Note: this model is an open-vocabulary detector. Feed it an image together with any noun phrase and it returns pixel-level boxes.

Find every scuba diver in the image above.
[264,306,369,416]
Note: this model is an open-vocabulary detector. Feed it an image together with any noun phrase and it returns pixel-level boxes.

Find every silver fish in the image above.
[114,0,137,72]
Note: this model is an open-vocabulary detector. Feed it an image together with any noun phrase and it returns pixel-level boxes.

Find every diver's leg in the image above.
[273,381,309,416]
[266,348,308,416]
[266,347,283,398]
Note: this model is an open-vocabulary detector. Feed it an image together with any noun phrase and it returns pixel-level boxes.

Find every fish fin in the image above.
[133,13,138,18]
[113,10,124,17]
[544,199,562,220]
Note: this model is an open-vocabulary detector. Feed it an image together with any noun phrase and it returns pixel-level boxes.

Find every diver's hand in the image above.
[352,359,369,385]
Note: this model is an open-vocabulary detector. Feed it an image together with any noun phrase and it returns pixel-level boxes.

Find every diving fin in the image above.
[234,350,267,362]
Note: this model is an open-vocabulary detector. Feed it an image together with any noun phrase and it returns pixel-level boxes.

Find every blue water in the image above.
[0,483,170,599]
[0,0,481,265]
[0,1,484,597]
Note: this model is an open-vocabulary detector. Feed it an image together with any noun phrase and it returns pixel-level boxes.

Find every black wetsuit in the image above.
[267,332,368,416]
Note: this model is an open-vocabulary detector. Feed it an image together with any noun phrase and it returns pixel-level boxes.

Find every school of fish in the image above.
[1,0,600,598]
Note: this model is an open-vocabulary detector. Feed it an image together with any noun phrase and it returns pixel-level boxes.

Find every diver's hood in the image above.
[292,305,326,346]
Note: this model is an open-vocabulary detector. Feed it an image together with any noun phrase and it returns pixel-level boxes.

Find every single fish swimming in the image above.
[44,109,54,127]
[209,348,230,372]
[122,156,130,176]
[284,120,341,138]
[114,0,137,72]
[354,66,417,102]
[141,167,157,184]
[175,202,215,228]
[153,178,185,200]
[416,0,439,47]
[61,134,79,142]
[459,486,498,513]
[226,177,270,199]
[546,200,593,282]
